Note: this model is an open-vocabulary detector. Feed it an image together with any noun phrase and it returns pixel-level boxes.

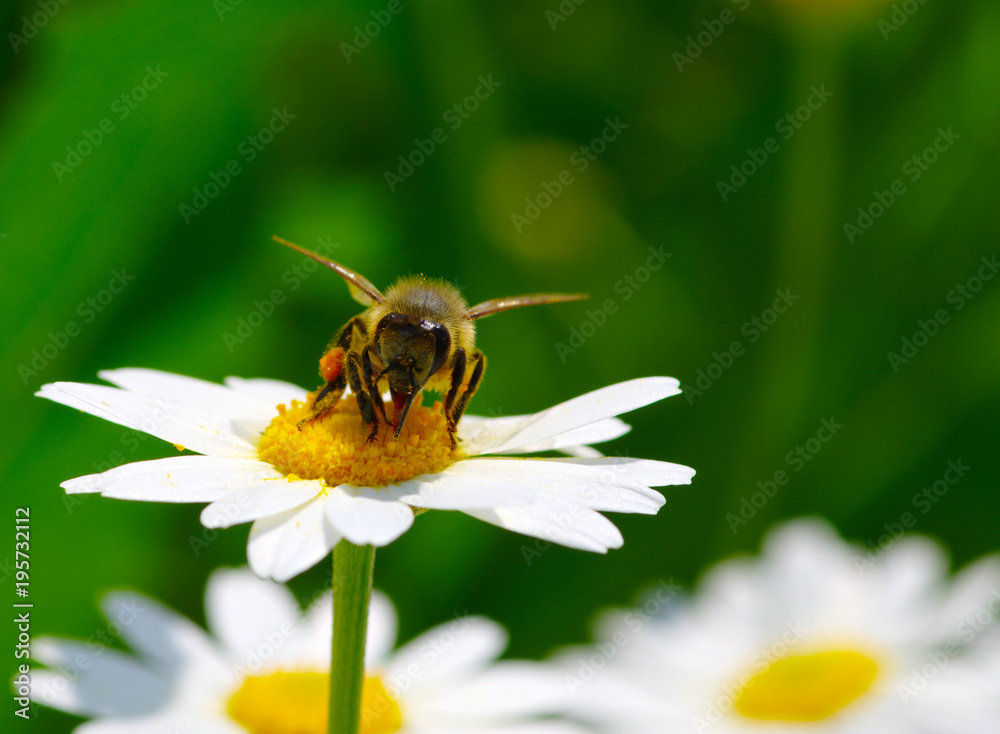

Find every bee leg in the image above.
[346,350,379,443]
[304,316,367,424]
[443,348,467,443]
[362,347,388,425]
[306,378,345,425]
[448,351,486,448]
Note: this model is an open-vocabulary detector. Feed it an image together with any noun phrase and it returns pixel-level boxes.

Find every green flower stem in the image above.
[329,540,376,734]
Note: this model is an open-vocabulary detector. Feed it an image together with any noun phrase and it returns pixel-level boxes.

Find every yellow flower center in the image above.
[257,394,458,488]
[734,650,878,722]
[227,671,403,734]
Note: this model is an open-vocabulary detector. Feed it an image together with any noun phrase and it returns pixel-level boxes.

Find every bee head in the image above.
[373,312,452,395]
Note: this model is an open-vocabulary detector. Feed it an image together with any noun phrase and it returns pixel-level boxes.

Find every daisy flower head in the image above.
[32,567,588,734]
[39,369,694,581]
[559,518,1000,734]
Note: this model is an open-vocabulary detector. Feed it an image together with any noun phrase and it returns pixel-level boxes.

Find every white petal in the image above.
[200,477,324,528]
[564,456,695,486]
[500,418,631,455]
[931,553,1000,643]
[204,567,301,665]
[98,592,227,680]
[422,661,571,718]
[223,376,309,406]
[280,589,396,671]
[247,497,340,582]
[461,378,679,455]
[560,445,605,458]
[366,590,399,668]
[31,638,168,717]
[322,487,414,546]
[463,496,623,552]
[37,382,258,458]
[77,715,246,734]
[62,456,282,502]
[460,415,631,455]
[99,368,276,421]
[443,458,680,514]
[395,472,537,510]
[449,725,593,734]
[388,617,506,691]
[287,591,333,669]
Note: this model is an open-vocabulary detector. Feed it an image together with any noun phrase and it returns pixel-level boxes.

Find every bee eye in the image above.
[373,313,405,362]
[423,320,451,377]
[374,313,406,341]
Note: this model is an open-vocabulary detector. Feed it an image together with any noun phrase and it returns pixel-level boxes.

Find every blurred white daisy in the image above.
[32,567,589,734]
[38,369,693,581]
[558,518,1000,734]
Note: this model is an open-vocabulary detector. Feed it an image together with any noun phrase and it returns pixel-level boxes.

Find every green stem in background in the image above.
[718,28,845,546]
[765,29,844,417]
[329,541,376,734]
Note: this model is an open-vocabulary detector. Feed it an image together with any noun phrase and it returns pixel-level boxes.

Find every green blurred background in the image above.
[3,0,999,729]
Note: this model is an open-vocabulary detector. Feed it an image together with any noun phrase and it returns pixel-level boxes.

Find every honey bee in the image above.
[274,236,586,445]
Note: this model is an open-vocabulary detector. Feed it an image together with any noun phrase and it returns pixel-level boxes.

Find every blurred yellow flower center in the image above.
[227,671,402,734]
[734,650,878,721]
[257,394,458,488]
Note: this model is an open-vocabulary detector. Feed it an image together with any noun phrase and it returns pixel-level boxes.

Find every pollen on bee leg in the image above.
[256,393,459,488]
[319,347,344,383]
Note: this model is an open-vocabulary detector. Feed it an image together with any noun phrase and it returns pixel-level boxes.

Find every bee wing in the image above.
[273,236,383,305]
[466,293,588,320]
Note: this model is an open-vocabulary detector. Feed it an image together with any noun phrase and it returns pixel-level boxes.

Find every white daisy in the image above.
[38,369,694,581]
[31,567,588,734]
[558,518,1000,734]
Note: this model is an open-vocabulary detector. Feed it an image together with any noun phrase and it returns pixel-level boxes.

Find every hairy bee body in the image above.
[274,236,585,445]
[371,276,476,368]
